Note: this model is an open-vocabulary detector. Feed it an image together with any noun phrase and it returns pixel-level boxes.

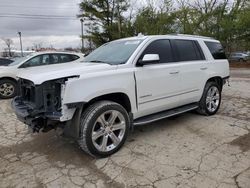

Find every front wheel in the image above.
[78,101,130,158]
[197,82,221,116]
[0,79,17,99]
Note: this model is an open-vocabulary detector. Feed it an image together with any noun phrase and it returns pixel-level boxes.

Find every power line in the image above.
[0,13,76,18]
[0,5,78,10]
[0,16,78,20]
[0,2,79,7]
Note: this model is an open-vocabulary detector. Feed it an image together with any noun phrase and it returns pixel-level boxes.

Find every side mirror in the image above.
[137,54,160,66]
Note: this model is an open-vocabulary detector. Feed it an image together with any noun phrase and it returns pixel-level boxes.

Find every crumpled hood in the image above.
[17,62,115,85]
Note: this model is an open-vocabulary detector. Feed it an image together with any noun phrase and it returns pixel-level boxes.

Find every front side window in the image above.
[205,41,227,59]
[21,54,52,68]
[83,40,143,65]
[175,40,204,61]
[140,39,174,63]
[23,55,42,67]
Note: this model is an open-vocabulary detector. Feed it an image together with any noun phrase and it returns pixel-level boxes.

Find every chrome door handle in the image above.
[200,67,208,70]
[169,71,179,74]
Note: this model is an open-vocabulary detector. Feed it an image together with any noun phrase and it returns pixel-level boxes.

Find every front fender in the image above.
[62,69,137,113]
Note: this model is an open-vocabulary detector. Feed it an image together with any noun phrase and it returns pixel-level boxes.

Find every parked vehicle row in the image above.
[12,34,230,157]
[0,52,84,99]
[0,58,14,66]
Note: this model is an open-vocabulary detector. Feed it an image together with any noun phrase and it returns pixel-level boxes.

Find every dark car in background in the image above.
[0,58,14,66]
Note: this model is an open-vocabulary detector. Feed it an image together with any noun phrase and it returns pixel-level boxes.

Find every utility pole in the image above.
[17,31,23,57]
[80,19,84,53]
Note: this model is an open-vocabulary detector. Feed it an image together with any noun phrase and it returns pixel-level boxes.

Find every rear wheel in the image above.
[197,82,221,115]
[78,101,130,157]
[0,79,17,99]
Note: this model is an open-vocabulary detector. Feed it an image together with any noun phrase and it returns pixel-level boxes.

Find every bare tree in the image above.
[32,42,43,51]
[1,38,13,57]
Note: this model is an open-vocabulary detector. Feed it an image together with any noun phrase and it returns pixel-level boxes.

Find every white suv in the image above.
[0,52,84,99]
[12,34,229,157]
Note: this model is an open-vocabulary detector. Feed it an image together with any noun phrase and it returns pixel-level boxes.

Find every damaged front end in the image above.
[12,77,78,133]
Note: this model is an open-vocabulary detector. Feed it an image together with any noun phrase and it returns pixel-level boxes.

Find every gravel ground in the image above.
[0,68,250,188]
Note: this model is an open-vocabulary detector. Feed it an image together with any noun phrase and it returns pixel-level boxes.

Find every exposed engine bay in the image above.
[13,77,76,132]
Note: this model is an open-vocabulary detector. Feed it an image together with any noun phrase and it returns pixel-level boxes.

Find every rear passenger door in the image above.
[172,39,207,104]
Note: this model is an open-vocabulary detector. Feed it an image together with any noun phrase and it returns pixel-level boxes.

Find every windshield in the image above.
[8,53,35,66]
[83,39,143,65]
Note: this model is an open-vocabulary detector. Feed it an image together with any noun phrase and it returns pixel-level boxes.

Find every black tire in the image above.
[196,82,221,116]
[78,101,130,158]
[0,79,17,99]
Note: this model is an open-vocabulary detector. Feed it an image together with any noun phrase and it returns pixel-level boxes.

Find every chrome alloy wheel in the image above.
[91,110,126,152]
[0,83,14,97]
[206,86,220,113]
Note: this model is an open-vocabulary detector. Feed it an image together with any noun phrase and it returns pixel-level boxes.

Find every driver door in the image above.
[135,39,183,117]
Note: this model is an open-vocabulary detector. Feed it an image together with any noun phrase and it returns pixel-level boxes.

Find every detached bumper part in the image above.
[12,97,61,132]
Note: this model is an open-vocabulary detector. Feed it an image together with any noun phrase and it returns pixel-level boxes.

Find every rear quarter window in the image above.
[70,55,80,61]
[204,41,227,59]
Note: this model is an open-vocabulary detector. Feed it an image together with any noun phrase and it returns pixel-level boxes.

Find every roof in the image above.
[31,51,84,56]
[116,34,219,43]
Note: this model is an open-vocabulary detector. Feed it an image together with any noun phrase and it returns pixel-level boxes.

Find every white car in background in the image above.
[0,52,84,99]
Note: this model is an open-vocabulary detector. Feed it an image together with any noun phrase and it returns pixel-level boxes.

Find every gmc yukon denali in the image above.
[12,34,230,157]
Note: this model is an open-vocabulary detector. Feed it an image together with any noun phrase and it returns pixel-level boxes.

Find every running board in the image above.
[133,103,198,126]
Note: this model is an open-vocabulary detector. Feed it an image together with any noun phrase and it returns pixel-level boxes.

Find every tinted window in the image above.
[141,39,174,63]
[175,40,204,61]
[205,41,227,59]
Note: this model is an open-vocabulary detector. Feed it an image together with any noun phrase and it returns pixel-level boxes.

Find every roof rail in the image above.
[169,33,215,40]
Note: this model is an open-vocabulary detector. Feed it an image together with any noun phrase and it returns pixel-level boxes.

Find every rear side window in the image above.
[141,39,174,63]
[50,54,80,64]
[70,55,80,61]
[175,40,204,61]
[60,54,80,63]
[205,41,227,59]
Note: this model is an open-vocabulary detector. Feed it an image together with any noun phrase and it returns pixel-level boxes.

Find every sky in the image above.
[0,0,196,51]
[0,0,82,51]
[0,0,152,51]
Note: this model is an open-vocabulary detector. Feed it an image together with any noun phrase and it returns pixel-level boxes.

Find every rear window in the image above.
[205,41,227,59]
[175,40,205,61]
